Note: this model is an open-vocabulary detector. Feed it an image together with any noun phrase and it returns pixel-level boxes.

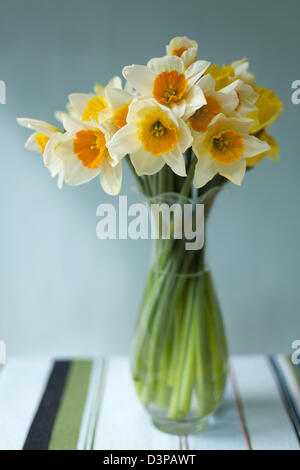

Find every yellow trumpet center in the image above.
[209,130,244,165]
[82,96,108,122]
[73,129,107,169]
[35,133,50,154]
[138,110,178,157]
[189,95,222,132]
[112,101,131,129]
[153,70,187,106]
[172,47,188,57]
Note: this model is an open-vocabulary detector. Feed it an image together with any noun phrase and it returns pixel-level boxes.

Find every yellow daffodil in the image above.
[16,118,65,188]
[107,98,192,176]
[205,64,235,91]
[123,55,210,120]
[246,130,279,167]
[248,86,283,134]
[206,59,255,91]
[188,74,239,134]
[166,36,198,69]
[192,114,270,187]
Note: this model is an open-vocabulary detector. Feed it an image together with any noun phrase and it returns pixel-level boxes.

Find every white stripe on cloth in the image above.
[77,359,106,450]
[232,355,299,450]
[93,357,180,450]
[0,358,52,450]
[188,375,248,450]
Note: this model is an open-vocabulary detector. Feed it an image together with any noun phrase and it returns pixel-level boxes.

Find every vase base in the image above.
[152,416,209,436]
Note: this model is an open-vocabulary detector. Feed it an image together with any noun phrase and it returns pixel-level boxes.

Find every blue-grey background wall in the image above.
[0,0,299,356]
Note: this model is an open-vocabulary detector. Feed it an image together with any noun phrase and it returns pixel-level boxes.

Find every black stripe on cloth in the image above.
[269,356,300,445]
[23,361,71,450]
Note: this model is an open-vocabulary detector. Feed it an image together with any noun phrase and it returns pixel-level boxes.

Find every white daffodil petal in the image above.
[232,58,255,83]
[181,47,198,69]
[208,113,253,135]
[100,159,122,195]
[221,79,240,94]
[177,119,193,153]
[242,135,270,158]
[25,133,40,152]
[62,114,86,133]
[170,100,186,119]
[124,80,135,94]
[64,161,100,186]
[193,152,216,188]
[216,90,239,114]
[192,132,206,156]
[229,117,254,134]
[185,60,210,89]
[68,93,94,117]
[130,149,164,176]
[104,87,132,111]
[48,132,74,161]
[163,146,186,177]
[238,100,257,114]
[99,121,118,142]
[107,76,122,89]
[55,135,100,186]
[55,111,68,124]
[147,55,184,74]
[126,97,162,124]
[197,74,216,94]
[16,118,59,136]
[222,80,257,114]
[182,85,207,120]
[123,65,156,96]
[107,124,140,163]
[42,135,65,184]
[218,159,246,186]
[97,107,114,124]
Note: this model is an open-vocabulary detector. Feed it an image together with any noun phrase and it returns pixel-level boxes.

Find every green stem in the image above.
[180,156,196,197]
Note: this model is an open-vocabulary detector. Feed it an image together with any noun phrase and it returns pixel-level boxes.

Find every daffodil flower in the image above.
[247,86,283,134]
[188,74,239,135]
[192,113,270,187]
[56,76,133,129]
[49,115,123,194]
[123,55,210,120]
[107,98,192,176]
[221,79,258,115]
[166,36,198,69]
[16,118,65,188]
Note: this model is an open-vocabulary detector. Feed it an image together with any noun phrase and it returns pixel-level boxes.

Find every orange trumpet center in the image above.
[153,70,187,106]
[73,129,107,169]
[209,130,244,165]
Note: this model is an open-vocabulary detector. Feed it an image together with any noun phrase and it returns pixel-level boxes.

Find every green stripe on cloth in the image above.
[48,360,92,450]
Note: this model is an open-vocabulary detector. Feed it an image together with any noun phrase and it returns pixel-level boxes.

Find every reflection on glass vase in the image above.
[131,192,228,435]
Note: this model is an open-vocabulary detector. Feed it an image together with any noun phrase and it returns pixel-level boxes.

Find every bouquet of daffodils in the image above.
[18,36,282,429]
[17,36,281,196]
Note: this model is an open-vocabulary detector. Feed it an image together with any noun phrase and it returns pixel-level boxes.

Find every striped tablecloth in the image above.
[0,355,299,450]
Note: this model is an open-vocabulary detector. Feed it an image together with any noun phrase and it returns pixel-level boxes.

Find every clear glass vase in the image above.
[131,192,228,435]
